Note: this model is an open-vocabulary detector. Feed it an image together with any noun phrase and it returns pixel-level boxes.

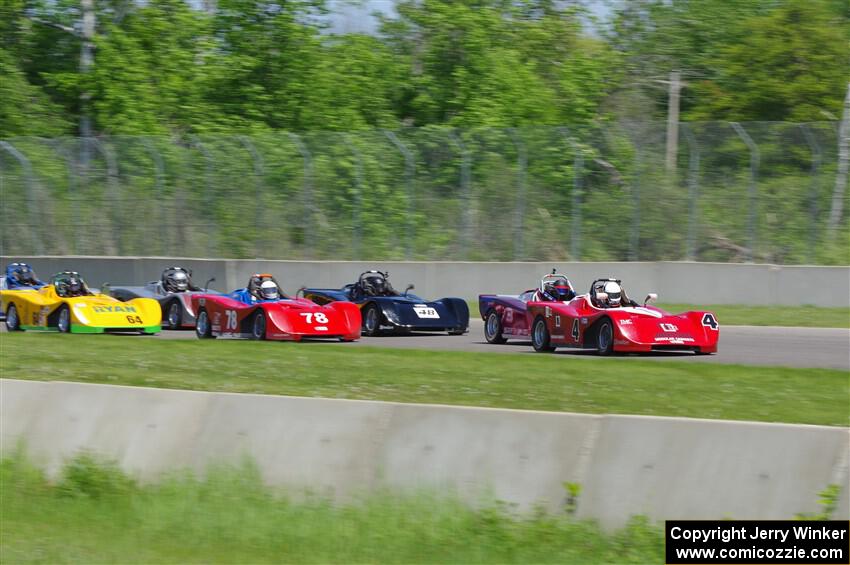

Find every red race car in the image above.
[526,278,719,355]
[479,271,577,343]
[191,274,361,341]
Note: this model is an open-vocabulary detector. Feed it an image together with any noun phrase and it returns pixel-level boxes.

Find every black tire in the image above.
[362,303,381,337]
[195,309,215,339]
[56,304,71,333]
[250,310,267,340]
[531,316,555,352]
[163,300,182,330]
[483,309,506,344]
[597,319,614,356]
[5,303,22,331]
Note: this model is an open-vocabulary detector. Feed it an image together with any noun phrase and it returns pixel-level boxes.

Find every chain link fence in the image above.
[1,122,847,264]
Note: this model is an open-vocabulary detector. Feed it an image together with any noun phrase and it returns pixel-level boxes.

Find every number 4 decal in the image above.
[572,319,580,341]
[702,313,718,330]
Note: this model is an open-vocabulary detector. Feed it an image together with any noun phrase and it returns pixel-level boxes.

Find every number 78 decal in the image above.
[300,312,328,324]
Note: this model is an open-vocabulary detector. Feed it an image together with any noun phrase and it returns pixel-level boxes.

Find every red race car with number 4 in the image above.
[191,274,361,341]
[527,278,719,355]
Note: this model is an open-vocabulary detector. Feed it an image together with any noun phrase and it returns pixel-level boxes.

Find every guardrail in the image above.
[2,379,848,528]
[2,256,848,307]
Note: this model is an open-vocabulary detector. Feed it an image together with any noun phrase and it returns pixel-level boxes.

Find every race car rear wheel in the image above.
[195,309,215,339]
[164,300,182,330]
[532,316,555,352]
[362,303,381,337]
[56,305,71,333]
[597,319,614,356]
[5,304,21,331]
[250,311,267,340]
[484,309,507,344]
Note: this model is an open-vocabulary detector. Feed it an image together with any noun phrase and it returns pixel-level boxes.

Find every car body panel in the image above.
[190,293,361,341]
[1,284,161,334]
[478,291,537,340]
[304,287,469,333]
[528,294,719,353]
[110,282,214,329]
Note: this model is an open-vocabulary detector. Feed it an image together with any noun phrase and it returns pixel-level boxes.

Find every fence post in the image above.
[342,134,364,260]
[0,141,45,254]
[189,136,216,257]
[287,133,314,257]
[799,125,822,264]
[559,128,582,261]
[238,136,266,259]
[681,124,700,261]
[447,131,472,260]
[383,130,415,260]
[630,144,641,261]
[142,138,166,255]
[730,122,759,262]
[508,128,527,260]
[48,139,79,255]
[89,138,121,255]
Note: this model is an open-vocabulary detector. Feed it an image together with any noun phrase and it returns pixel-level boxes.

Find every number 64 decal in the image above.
[300,312,328,324]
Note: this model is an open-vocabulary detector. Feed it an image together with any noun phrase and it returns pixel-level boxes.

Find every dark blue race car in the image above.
[302,270,469,336]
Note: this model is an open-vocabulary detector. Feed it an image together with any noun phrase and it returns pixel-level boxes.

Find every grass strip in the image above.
[656,304,850,328]
[1,333,847,426]
[468,302,850,328]
[1,451,662,564]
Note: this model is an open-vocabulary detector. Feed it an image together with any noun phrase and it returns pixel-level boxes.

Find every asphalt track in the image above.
[151,320,850,370]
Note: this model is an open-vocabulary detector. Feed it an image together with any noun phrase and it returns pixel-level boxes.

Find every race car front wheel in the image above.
[532,316,555,352]
[597,319,614,356]
[250,311,267,340]
[56,305,71,333]
[484,309,507,344]
[195,309,215,339]
[362,303,381,337]
[5,304,21,331]
[164,300,182,330]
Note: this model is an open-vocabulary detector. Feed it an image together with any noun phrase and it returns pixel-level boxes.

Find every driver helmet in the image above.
[13,265,37,286]
[543,278,574,302]
[259,280,279,300]
[165,270,190,292]
[365,274,386,295]
[603,281,622,307]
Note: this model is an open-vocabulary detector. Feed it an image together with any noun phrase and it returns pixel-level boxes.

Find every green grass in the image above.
[2,333,847,426]
[657,304,850,328]
[1,451,663,564]
[469,302,850,328]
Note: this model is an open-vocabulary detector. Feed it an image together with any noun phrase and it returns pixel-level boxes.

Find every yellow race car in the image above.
[2,271,161,334]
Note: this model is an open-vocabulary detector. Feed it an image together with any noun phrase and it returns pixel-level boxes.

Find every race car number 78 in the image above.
[300,312,328,324]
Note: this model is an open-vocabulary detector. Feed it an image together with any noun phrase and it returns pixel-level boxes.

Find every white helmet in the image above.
[259,280,279,300]
[603,281,622,306]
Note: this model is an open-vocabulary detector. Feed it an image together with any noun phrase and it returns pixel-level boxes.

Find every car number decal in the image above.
[300,312,329,324]
[701,313,719,330]
[413,305,439,318]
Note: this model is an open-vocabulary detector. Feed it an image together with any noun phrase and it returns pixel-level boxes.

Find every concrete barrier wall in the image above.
[3,379,847,528]
[3,256,848,307]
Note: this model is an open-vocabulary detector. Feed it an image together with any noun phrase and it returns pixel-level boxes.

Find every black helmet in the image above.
[163,268,190,292]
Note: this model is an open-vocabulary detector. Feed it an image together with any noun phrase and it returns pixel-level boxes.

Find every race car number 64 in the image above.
[300,312,328,324]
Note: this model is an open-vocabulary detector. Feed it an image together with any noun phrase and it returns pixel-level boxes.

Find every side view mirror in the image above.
[204,277,216,292]
[644,293,658,306]
[404,284,414,295]
[100,282,111,296]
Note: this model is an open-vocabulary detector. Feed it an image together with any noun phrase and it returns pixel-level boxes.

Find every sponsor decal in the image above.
[660,323,678,332]
[503,327,513,334]
[581,317,588,325]
[614,339,629,346]
[555,315,560,328]
[413,305,439,319]
[314,326,328,331]
[654,336,695,344]
[545,306,551,318]
[505,309,513,323]
[621,319,632,325]
[92,305,137,313]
